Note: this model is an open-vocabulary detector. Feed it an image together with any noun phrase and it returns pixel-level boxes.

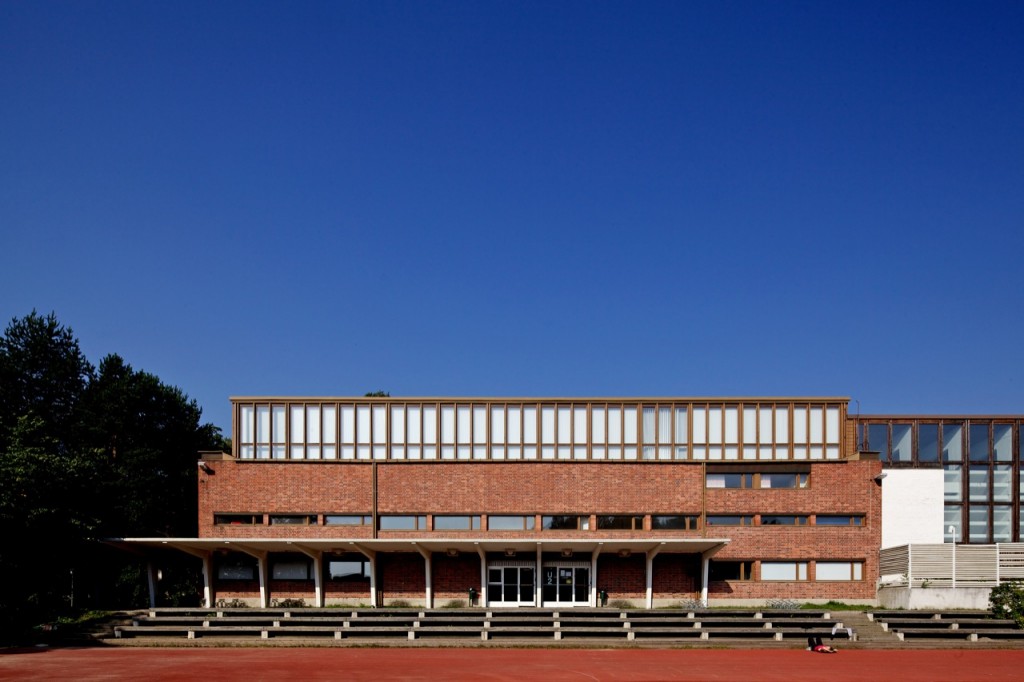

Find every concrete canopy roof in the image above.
[110,537,729,557]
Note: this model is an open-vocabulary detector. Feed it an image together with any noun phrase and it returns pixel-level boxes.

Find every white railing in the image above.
[879,543,1024,588]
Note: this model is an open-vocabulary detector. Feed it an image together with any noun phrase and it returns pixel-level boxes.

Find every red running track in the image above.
[2,647,1023,681]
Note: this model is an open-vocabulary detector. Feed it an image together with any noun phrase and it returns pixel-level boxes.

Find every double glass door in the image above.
[542,565,589,605]
[487,566,535,605]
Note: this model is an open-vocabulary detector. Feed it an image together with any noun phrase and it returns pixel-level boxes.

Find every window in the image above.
[214,513,263,525]
[272,557,313,580]
[709,560,752,581]
[433,515,480,530]
[918,424,939,463]
[815,515,864,526]
[217,555,256,580]
[542,515,590,530]
[706,515,753,526]
[760,515,808,526]
[706,472,808,489]
[488,515,535,531]
[596,515,644,530]
[816,561,863,581]
[378,515,427,530]
[652,515,700,530]
[761,561,808,581]
[706,473,753,489]
[328,559,371,580]
[269,514,317,525]
[324,515,371,526]
[760,473,808,489]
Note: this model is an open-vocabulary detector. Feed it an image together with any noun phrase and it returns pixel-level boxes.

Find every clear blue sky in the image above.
[2,1,1022,434]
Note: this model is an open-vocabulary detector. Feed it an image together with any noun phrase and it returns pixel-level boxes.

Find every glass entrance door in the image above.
[542,565,590,605]
[487,566,535,605]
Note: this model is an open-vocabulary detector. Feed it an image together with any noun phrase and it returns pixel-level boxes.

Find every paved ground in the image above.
[3,647,1024,681]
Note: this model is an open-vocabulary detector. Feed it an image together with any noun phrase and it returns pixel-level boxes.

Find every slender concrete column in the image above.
[415,545,433,609]
[590,545,602,607]
[294,547,324,607]
[700,553,711,606]
[476,545,487,607]
[350,543,377,607]
[645,544,664,609]
[201,554,213,608]
[146,561,158,609]
[536,544,543,607]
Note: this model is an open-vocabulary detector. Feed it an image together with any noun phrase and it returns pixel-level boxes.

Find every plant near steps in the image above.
[989,580,1024,628]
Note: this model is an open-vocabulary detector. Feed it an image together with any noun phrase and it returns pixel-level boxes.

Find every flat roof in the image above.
[111,537,730,557]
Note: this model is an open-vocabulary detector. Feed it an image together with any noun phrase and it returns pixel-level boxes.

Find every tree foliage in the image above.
[0,311,224,634]
[990,580,1024,628]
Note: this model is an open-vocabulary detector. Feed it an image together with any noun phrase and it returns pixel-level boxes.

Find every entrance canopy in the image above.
[112,537,729,556]
[109,537,729,609]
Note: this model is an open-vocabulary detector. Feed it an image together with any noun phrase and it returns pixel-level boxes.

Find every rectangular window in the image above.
[970,424,990,462]
[706,473,753,489]
[596,515,644,530]
[969,506,990,542]
[942,424,963,461]
[709,560,753,581]
[433,515,480,530]
[378,515,427,530]
[891,424,912,462]
[328,560,370,580]
[324,515,371,526]
[969,466,990,501]
[706,472,808,489]
[272,559,312,580]
[761,515,808,526]
[994,425,1012,461]
[867,423,888,458]
[542,515,590,530]
[760,472,809,489]
[214,513,263,525]
[816,561,863,581]
[706,515,753,526]
[523,406,538,444]
[217,556,256,580]
[761,561,808,581]
[269,514,317,525]
[652,515,700,530]
[918,424,939,463]
[815,515,865,526]
[944,506,962,542]
[994,465,1012,502]
[944,466,962,502]
[488,515,535,531]
[994,506,1012,542]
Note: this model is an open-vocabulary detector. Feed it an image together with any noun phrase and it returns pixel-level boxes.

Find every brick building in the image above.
[121,396,1024,608]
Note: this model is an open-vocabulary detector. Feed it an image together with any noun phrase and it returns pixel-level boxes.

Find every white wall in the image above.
[881,469,944,548]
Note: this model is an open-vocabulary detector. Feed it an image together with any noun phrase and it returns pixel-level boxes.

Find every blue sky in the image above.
[2,1,1022,434]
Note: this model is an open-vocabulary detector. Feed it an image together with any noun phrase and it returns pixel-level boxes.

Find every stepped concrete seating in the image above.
[870,610,1024,642]
[114,607,842,643]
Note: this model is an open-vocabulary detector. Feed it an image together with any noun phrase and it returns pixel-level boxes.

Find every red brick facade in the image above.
[198,455,881,605]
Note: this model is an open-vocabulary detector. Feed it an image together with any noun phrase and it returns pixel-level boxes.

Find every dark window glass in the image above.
[867,424,889,459]
[706,515,753,526]
[709,561,751,580]
[379,515,426,530]
[761,515,808,526]
[918,424,939,463]
[815,515,864,526]
[596,515,643,530]
[970,424,990,462]
[652,515,699,530]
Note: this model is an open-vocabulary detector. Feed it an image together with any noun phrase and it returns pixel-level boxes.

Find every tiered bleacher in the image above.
[114,608,843,643]
[869,610,1024,642]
